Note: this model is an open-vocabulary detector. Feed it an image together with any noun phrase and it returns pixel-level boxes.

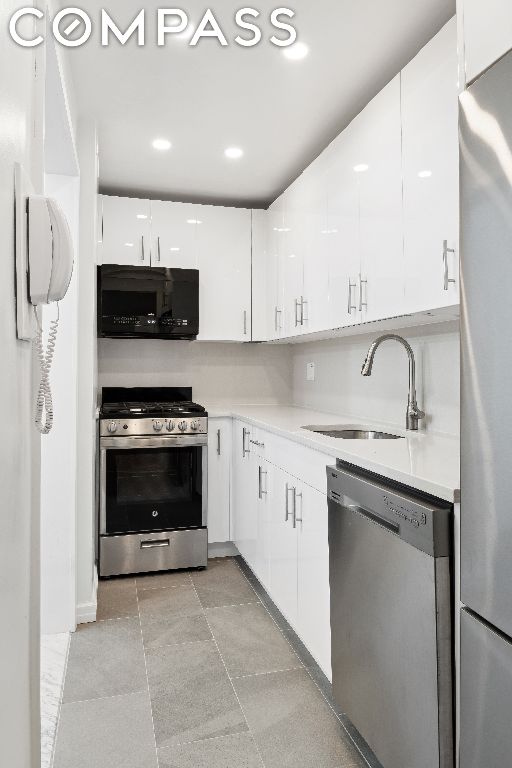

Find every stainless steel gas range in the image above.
[98,387,208,577]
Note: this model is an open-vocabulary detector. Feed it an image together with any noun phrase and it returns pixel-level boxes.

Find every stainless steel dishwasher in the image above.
[328,462,453,768]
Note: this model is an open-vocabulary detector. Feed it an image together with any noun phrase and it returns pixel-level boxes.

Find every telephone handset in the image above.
[27,196,74,434]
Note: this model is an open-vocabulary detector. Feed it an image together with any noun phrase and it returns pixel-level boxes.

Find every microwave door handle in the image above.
[141,235,145,262]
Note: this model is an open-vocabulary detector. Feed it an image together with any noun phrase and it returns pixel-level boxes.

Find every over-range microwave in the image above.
[97,265,199,340]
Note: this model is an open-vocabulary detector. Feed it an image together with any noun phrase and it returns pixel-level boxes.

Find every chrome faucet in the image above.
[361,334,425,431]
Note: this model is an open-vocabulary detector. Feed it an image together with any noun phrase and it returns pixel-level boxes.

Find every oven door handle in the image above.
[140,538,170,549]
[100,435,208,449]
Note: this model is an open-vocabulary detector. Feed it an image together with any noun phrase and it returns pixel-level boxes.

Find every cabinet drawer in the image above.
[253,427,334,496]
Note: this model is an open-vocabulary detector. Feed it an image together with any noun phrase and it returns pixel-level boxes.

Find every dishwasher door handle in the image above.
[347,504,400,535]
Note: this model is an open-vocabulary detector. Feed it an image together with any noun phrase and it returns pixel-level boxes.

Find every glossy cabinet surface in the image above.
[150,200,199,270]
[196,205,251,342]
[460,0,512,83]
[232,419,333,677]
[100,196,151,266]
[207,418,232,544]
[402,18,459,313]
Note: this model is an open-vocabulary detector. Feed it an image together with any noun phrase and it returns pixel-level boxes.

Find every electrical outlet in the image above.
[306,362,315,382]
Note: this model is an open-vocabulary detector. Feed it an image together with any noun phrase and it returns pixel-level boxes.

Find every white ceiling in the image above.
[60,0,455,207]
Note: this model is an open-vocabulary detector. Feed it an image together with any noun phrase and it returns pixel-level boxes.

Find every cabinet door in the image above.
[326,125,361,329]
[297,483,332,679]
[251,209,267,342]
[253,458,272,590]
[232,422,257,565]
[196,205,252,341]
[100,195,151,266]
[281,184,305,338]
[150,200,199,269]
[268,467,298,627]
[356,76,405,323]
[402,19,459,313]
[301,159,330,334]
[461,0,512,84]
[266,202,285,340]
[207,418,231,544]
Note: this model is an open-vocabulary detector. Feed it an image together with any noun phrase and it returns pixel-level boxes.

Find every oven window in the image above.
[105,446,203,534]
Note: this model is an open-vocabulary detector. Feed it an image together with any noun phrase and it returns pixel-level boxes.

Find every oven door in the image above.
[100,435,207,536]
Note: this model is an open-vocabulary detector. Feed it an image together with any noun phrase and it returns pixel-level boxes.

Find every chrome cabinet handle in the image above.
[359,277,368,311]
[285,483,293,521]
[242,427,250,457]
[347,279,357,314]
[157,236,161,263]
[293,491,303,528]
[140,538,170,549]
[141,235,146,262]
[243,310,248,336]
[274,306,282,331]
[443,240,456,291]
[294,298,301,327]
[301,297,307,325]
[217,428,221,456]
[258,466,268,499]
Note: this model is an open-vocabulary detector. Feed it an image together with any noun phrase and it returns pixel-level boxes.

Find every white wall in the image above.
[40,174,80,635]
[76,121,99,624]
[0,3,44,765]
[98,340,293,406]
[290,323,460,437]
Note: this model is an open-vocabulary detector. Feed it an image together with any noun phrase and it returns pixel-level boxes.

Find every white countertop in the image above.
[206,403,460,503]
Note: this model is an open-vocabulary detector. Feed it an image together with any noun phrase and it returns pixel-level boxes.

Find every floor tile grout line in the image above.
[159,729,261,751]
[49,633,71,768]
[135,582,161,768]
[234,557,374,768]
[59,689,151,708]
[229,665,304,681]
[189,577,267,768]
[203,600,261,610]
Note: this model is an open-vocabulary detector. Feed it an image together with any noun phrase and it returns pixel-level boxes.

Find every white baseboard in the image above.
[208,542,238,558]
[76,567,98,625]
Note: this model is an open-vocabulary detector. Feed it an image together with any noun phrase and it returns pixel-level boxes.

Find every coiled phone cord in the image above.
[33,304,59,435]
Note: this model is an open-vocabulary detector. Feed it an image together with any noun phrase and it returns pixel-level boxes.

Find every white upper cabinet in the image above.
[281,181,307,338]
[460,0,512,83]
[355,75,405,323]
[301,158,331,335]
[196,205,252,342]
[99,195,151,266]
[402,18,459,314]
[326,123,361,330]
[150,200,199,269]
[251,209,268,343]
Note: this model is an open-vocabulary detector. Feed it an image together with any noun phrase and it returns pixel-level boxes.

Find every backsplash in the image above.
[290,323,460,437]
[98,339,293,406]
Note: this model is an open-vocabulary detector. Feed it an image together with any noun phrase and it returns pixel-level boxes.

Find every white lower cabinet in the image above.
[232,420,332,677]
[207,418,232,544]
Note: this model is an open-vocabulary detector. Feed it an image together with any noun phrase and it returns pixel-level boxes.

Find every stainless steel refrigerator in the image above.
[460,49,512,767]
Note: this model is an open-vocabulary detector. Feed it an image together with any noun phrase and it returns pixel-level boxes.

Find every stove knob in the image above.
[178,420,187,432]
[153,420,164,432]
[190,420,200,431]
[107,420,118,434]
[166,420,175,432]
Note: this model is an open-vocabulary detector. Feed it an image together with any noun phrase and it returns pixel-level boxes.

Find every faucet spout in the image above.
[361,334,425,431]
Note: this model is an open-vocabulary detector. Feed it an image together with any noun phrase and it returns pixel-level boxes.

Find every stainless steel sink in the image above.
[302,425,404,440]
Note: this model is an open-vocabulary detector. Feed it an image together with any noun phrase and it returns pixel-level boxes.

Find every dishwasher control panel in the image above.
[327,464,452,557]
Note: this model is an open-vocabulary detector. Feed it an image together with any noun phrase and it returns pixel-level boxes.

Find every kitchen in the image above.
[1,2,511,768]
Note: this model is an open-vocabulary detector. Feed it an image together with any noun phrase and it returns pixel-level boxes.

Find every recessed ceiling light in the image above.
[152,138,172,151]
[136,214,148,219]
[187,219,202,225]
[283,41,309,60]
[321,228,338,235]
[289,253,297,259]
[225,147,244,159]
[418,170,433,178]
[170,247,181,251]
[273,227,291,233]
[125,242,134,247]
[354,164,369,173]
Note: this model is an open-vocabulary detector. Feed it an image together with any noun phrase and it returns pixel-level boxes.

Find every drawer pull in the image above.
[140,539,170,549]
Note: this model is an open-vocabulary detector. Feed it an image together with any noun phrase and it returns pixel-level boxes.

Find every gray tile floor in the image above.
[53,557,380,768]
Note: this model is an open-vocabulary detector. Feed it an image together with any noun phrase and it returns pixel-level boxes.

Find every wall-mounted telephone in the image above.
[27,196,74,434]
